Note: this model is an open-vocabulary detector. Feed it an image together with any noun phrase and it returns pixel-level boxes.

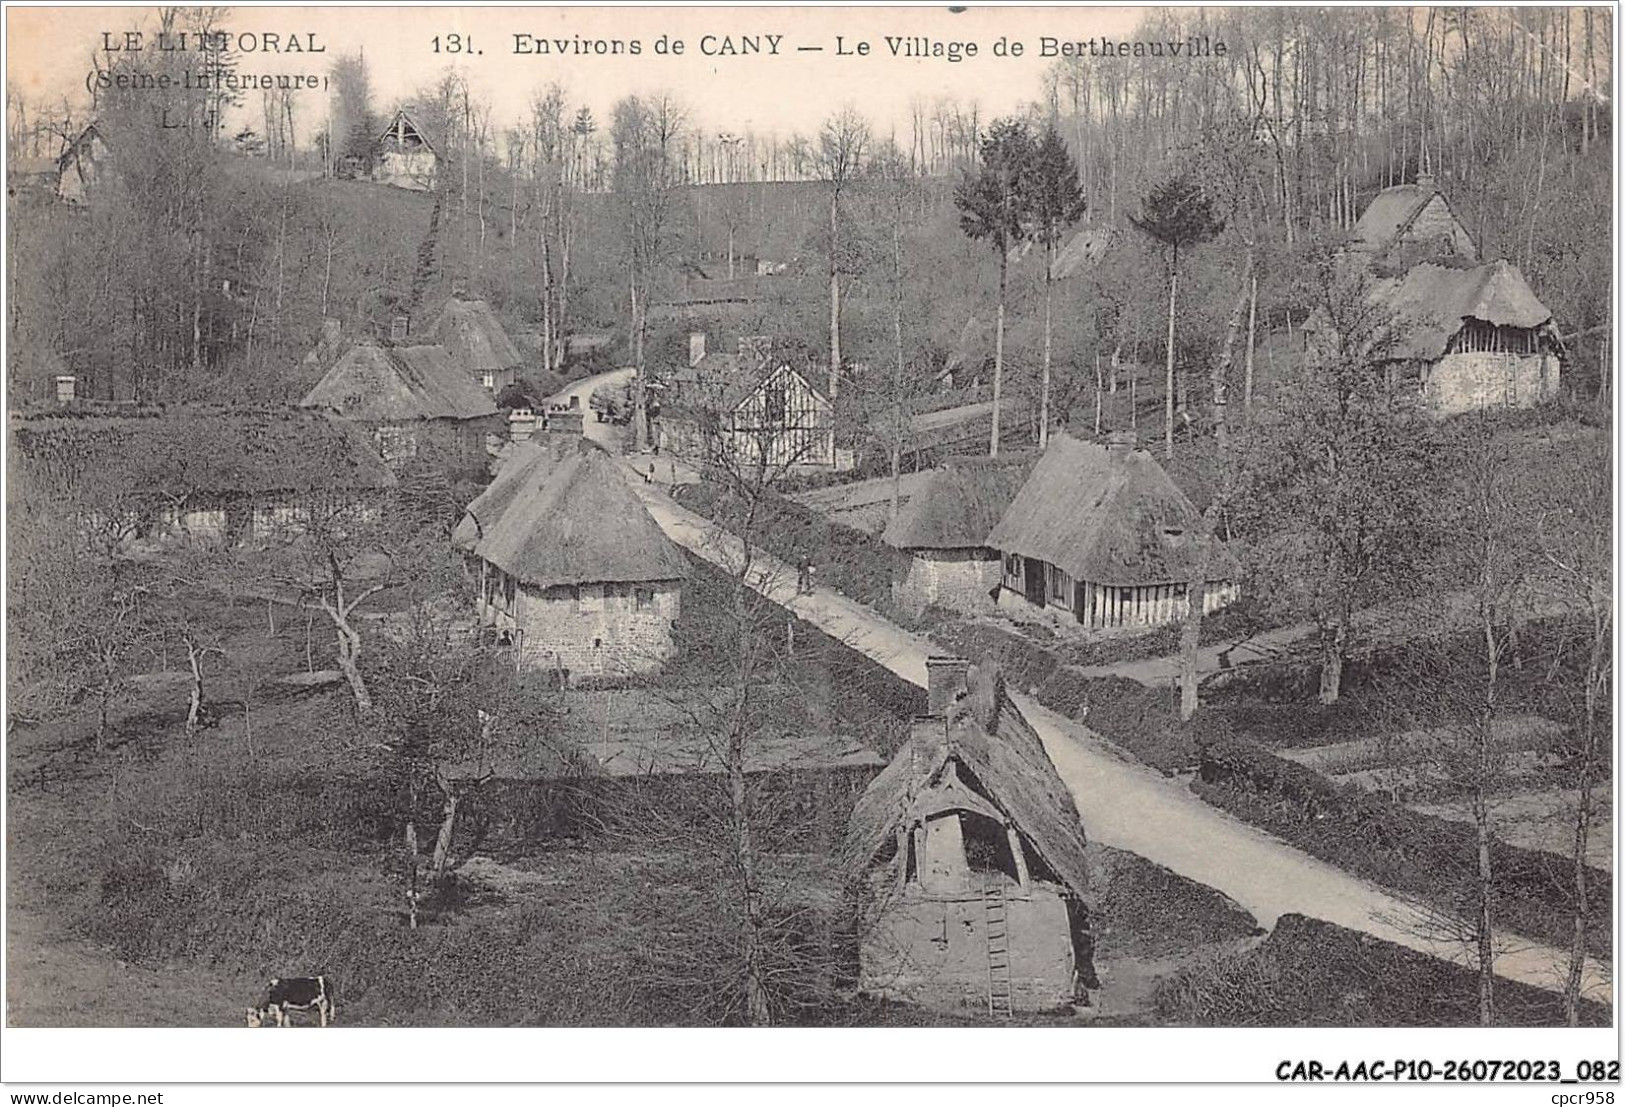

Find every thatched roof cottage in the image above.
[458,446,689,682]
[299,339,501,474]
[1349,173,1477,269]
[985,432,1239,631]
[8,404,395,548]
[1370,260,1562,416]
[430,297,525,393]
[845,658,1097,1016]
[880,456,1033,614]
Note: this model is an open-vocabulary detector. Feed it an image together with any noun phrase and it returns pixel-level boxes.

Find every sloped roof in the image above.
[9,404,396,500]
[843,664,1094,905]
[58,122,107,169]
[299,341,498,422]
[451,435,587,551]
[1051,225,1117,280]
[1374,260,1555,361]
[430,298,524,378]
[985,432,1238,586]
[379,109,439,155]
[665,357,828,416]
[473,448,689,588]
[881,455,1034,551]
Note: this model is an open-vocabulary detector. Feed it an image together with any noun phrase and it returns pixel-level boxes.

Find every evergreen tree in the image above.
[955,118,1034,457]
[1023,126,1087,448]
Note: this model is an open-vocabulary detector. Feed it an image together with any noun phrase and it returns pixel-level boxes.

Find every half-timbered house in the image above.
[373,110,438,191]
[881,456,1034,614]
[1349,173,1477,269]
[985,432,1239,631]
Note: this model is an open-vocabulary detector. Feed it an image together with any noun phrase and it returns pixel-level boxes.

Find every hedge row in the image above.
[1197,734,1612,956]
[1154,912,1609,1027]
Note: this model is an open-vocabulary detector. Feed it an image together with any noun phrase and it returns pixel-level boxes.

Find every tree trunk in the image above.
[1243,273,1258,418]
[1164,261,1179,460]
[1040,248,1054,449]
[991,249,1007,458]
[431,790,462,880]
[1564,619,1605,1024]
[185,638,206,733]
[828,193,842,401]
[1317,620,1345,705]
[1473,783,1496,1026]
[1094,351,1103,435]
[334,621,371,715]
[890,196,905,519]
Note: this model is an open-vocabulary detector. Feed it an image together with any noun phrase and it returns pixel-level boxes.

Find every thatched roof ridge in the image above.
[985,432,1237,587]
[300,340,498,422]
[430,298,524,378]
[1375,260,1555,362]
[474,448,689,588]
[843,664,1094,906]
[451,435,587,551]
[9,404,396,498]
[881,455,1034,551]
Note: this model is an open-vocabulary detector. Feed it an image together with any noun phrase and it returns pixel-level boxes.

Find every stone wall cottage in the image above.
[458,446,689,682]
[429,297,525,393]
[299,339,501,475]
[1369,260,1563,416]
[881,456,1034,615]
[8,404,395,549]
[845,658,1098,1016]
[1348,173,1478,269]
[985,432,1239,631]
[373,110,439,192]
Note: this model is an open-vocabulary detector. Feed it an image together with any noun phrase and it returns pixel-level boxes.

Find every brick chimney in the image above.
[546,408,585,438]
[1106,429,1137,457]
[1416,171,1435,197]
[688,332,707,367]
[925,656,971,717]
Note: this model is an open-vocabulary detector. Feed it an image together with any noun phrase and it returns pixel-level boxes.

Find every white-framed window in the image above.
[635,586,655,611]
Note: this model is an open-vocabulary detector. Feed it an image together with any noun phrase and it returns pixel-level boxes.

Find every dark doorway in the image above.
[1023,558,1046,607]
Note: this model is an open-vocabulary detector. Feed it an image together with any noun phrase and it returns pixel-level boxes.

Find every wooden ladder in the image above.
[983,881,1013,1020]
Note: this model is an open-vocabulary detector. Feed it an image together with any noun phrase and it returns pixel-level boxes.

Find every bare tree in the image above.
[815,108,870,403]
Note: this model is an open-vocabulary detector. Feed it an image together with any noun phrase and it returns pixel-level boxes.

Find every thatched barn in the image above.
[880,456,1033,615]
[373,110,438,191]
[845,658,1097,1016]
[430,297,525,393]
[458,446,689,682]
[1349,173,1477,269]
[985,432,1239,631]
[8,404,395,549]
[299,339,501,474]
[1370,260,1562,416]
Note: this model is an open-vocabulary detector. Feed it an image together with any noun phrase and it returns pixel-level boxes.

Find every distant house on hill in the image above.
[660,335,842,472]
[373,110,438,191]
[8,155,59,203]
[845,657,1097,1015]
[298,339,501,472]
[1366,259,1563,415]
[8,404,395,548]
[430,297,524,392]
[985,432,1238,631]
[881,456,1033,614]
[1349,173,1477,269]
[57,123,109,205]
[456,446,689,682]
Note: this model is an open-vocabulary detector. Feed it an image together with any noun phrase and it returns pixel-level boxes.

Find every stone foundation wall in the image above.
[510,580,681,682]
[858,881,1076,1013]
[1427,352,1560,416]
[892,550,1001,615]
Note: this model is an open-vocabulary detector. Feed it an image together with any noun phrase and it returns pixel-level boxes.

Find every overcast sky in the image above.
[8,5,1153,143]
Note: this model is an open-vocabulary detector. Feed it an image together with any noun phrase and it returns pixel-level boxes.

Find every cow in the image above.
[247,975,335,1027]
